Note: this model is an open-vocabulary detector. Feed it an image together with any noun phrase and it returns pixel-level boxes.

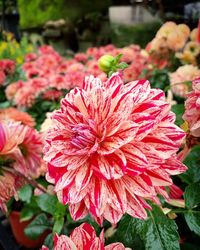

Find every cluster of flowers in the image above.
[0,109,44,211]
[5,44,148,108]
[176,25,200,66]
[146,21,200,98]
[0,59,16,85]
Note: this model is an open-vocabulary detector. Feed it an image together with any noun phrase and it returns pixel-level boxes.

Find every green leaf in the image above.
[110,215,144,249]
[0,101,10,108]
[44,233,54,250]
[53,217,64,234]
[171,104,185,126]
[114,53,122,64]
[111,204,180,250]
[184,211,200,236]
[18,184,33,204]
[36,193,57,215]
[24,213,51,240]
[184,182,200,209]
[117,62,129,70]
[20,207,35,222]
[180,145,200,184]
[140,204,180,250]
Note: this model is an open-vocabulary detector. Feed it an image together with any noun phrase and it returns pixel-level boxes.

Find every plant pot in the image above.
[9,211,48,249]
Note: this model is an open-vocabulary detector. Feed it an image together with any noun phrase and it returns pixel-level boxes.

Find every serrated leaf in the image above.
[18,184,32,204]
[24,213,51,240]
[53,217,64,234]
[36,193,57,215]
[184,182,200,208]
[110,215,144,249]
[140,205,180,250]
[184,211,200,236]
[180,146,200,184]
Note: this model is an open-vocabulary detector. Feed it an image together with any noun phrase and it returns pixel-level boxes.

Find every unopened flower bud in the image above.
[98,55,115,73]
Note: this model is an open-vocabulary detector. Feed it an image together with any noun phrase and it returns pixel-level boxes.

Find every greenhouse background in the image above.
[0,0,200,250]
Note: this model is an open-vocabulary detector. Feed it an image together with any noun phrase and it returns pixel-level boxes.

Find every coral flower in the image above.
[44,73,186,224]
[41,223,129,250]
[183,77,200,137]
[0,107,35,127]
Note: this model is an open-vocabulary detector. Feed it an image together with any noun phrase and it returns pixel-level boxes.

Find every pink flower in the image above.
[0,59,15,75]
[15,126,43,178]
[41,223,128,250]
[183,77,200,137]
[44,73,186,224]
[170,65,200,98]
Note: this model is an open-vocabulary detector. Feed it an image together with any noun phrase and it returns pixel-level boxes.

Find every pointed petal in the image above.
[75,163,93,192]
[89,178,107,217]
[147,169,172,186]
[107,179,127,213]
[123,175,155,197]
[69,201,88,221]
[103,205,123,224]
[126,192,147,219]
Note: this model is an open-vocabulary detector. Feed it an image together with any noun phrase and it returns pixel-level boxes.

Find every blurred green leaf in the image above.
[36,193,57,215]
[24,213,51,240]
[53,217,64,234]
[18,184,33,204]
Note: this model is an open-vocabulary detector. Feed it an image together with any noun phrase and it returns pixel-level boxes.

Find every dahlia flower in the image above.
[183,77,200,137]
[41,223,129,250]
[44,73,186,224]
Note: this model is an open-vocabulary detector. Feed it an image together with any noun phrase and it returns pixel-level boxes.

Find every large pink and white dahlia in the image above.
[41,222,129,250]
[183,77,200,137]
[44,73,187,224]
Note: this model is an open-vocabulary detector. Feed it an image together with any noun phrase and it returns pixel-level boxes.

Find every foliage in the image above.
[17,0,111,29]
[0,32,34,64]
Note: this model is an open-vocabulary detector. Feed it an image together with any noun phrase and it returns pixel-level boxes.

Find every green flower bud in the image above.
[98,55,115,73]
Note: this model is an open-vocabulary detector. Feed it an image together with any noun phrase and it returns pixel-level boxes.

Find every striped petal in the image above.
[69,201,88,221]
